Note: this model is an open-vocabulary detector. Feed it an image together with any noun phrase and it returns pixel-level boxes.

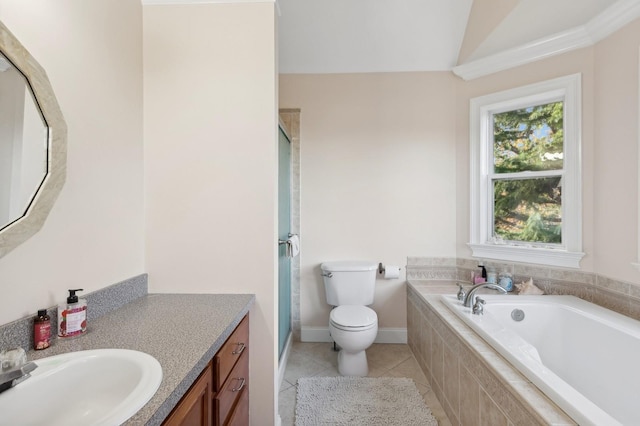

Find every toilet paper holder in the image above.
[378,263,401,275]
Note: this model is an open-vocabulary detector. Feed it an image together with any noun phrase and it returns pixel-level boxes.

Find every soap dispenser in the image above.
[473,263,487,284]
[58,289,87,338]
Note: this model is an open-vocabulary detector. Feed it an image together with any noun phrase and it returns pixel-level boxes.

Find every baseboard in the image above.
[300,327,407,344]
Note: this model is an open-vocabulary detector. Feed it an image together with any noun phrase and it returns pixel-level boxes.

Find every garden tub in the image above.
[441,294,640,426]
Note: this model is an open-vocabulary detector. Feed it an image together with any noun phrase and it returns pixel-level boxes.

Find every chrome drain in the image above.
[511,309,525,322]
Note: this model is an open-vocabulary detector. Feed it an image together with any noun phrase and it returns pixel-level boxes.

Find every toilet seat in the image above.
[330,305,377,331]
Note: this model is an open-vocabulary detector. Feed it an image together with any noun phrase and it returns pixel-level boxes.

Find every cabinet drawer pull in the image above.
[232,377,246,392]
[232,342,246,355]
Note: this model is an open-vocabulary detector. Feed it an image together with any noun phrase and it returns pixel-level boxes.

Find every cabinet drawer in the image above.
[225,386,248,426]
[214,350,248,426]
[214,316,249,392]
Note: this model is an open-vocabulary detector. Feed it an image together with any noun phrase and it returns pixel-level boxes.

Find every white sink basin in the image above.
[0,348,162,426]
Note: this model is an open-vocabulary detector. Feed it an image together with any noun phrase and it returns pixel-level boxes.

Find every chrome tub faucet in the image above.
[462,283,507,308]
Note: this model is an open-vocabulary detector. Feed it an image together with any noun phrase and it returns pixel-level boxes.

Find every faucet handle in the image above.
[0,348,27,372]
[456,283,466,301]
[472,297,486,315]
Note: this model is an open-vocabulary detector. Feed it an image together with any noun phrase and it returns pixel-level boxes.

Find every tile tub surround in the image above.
[407,256,640,323]
[4,291,255,425]
[0,274,148,352]
[407,282,575,425]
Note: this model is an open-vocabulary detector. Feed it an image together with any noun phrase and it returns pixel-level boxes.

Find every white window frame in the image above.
[469,74,585,269]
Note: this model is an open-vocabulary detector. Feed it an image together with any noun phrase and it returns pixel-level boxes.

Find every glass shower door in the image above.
[278,127,291,359]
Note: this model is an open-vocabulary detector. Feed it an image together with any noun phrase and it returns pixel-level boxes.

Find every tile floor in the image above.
[278,342,452,425]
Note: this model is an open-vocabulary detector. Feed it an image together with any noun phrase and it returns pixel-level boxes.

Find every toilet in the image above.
[321,261,379,376]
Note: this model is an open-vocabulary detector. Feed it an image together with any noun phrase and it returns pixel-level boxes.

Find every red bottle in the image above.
[34,309,51,350]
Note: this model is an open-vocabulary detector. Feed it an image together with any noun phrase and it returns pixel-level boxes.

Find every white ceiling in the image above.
[277,0,632,75]
[467,0,614,61]
[277,0,473,73]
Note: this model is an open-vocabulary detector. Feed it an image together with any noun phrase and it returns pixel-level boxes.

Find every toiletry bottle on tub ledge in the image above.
[58,289,87,338]
[473,263,487,284]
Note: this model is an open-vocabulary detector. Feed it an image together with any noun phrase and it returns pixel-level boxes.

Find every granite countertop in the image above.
[27,293,255,426]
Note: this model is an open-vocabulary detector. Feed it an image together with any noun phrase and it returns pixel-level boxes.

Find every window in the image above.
[469,74,584,268]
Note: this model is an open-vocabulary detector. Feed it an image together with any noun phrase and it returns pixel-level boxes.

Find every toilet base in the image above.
[338,349,368,376]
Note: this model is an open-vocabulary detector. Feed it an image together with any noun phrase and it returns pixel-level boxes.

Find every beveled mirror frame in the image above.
[0,20,67,258]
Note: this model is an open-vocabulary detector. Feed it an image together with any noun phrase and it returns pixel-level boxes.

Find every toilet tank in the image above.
[321,261,377,306]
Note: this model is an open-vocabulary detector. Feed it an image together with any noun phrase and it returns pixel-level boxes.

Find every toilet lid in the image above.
[330,305,377,328]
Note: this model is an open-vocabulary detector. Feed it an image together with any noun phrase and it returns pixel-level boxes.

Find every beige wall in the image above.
[282,18,640,337]
[593,19,640,282]
[454,47,597,273]
[143,4,278,424]
[1,5,639,425]
[0,0,145,325]
[456,18,640,284]
[279,72,458,329]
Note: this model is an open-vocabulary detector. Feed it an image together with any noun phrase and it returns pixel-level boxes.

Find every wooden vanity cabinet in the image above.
[163,315,249,426]
[163,362,212,426]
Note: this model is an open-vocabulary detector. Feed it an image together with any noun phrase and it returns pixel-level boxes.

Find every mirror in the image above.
[0,21,67,258]
[0,52,48,230]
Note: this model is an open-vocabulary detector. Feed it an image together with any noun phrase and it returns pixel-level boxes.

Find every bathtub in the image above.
[441,294,640,426]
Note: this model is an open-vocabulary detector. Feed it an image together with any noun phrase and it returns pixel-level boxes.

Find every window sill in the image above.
[468,243,585,269]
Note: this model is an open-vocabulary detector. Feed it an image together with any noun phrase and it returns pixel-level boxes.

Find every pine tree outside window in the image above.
[469,74,584,268]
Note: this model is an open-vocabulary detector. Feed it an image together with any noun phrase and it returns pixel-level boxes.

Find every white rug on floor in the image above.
[295,376,438,425]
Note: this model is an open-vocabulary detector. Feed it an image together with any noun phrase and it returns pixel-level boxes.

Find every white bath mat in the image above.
[295,376,438,426]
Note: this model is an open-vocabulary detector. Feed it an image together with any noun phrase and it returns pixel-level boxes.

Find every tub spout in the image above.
[463,283,507,307]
